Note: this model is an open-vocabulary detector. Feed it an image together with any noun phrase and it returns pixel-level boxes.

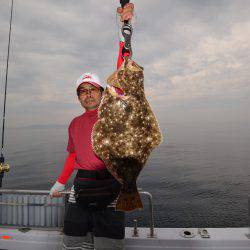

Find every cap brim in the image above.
[77,81,102,89]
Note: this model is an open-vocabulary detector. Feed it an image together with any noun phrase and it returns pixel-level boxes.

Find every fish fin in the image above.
[115,186,143,212]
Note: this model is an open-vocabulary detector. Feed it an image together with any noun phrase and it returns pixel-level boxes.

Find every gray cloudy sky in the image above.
[0,0,250,129]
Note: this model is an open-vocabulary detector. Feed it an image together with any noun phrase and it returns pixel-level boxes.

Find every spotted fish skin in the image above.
[92,58,163,211]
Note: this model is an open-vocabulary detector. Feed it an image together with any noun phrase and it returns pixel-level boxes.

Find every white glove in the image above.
[49,181,65,197]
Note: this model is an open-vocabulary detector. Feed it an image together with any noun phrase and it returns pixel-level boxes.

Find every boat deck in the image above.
[0,189,250,249]
[0,226,250,249]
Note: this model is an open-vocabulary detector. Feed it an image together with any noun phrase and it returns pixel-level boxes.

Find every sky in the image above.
[0,0,250,130]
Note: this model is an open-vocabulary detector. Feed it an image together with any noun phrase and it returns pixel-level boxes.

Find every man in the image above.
[50,3,135,250]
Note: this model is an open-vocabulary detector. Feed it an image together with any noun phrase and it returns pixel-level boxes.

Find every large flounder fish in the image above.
[92,58,163,211]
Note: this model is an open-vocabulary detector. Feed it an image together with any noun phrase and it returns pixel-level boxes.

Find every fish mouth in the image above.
[107,84,125,98]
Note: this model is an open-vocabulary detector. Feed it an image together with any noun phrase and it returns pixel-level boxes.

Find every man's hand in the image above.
[51,191,63,198]
[49,181,65,198]
[117,3,134,22]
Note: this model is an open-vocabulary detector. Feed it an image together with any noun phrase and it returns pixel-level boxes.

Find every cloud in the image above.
[147,21,250,104]
[0,0,250,127]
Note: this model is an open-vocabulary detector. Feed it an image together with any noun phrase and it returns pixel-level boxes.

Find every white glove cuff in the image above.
[49,181,65,196]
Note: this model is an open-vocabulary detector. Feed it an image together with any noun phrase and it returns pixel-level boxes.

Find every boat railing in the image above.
[0,188,156,238]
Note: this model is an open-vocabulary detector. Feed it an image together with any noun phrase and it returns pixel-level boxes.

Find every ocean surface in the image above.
[2,121,250,228]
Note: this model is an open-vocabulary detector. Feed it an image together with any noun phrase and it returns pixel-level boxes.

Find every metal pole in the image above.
[1,0,14,158]
[0,0,14,188]
[140,191,156,238]
[0,189,71,195]
[0,188,156,237]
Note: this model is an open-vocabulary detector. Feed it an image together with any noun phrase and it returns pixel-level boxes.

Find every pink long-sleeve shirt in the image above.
[58,41,129,185]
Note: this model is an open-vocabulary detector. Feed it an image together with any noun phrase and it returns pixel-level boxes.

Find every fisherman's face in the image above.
[77,83,103,111]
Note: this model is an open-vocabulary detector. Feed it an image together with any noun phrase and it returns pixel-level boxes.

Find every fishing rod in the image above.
[0,0,14,187]
[120,0,133,57]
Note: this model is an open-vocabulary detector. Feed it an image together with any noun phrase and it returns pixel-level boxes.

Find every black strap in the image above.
[77,169,113,180]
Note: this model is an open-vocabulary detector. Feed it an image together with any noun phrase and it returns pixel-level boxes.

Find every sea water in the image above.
[3,121,250,227]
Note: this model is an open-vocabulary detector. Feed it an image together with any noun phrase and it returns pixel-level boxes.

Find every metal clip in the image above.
[121,22,133,58]
[122,22,132,50]
[132,219,139,237]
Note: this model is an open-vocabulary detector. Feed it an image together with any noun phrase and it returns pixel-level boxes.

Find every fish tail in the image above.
[115,185,143,212]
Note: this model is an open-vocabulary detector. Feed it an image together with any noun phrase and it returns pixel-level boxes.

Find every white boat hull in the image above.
[0,227,250,250]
